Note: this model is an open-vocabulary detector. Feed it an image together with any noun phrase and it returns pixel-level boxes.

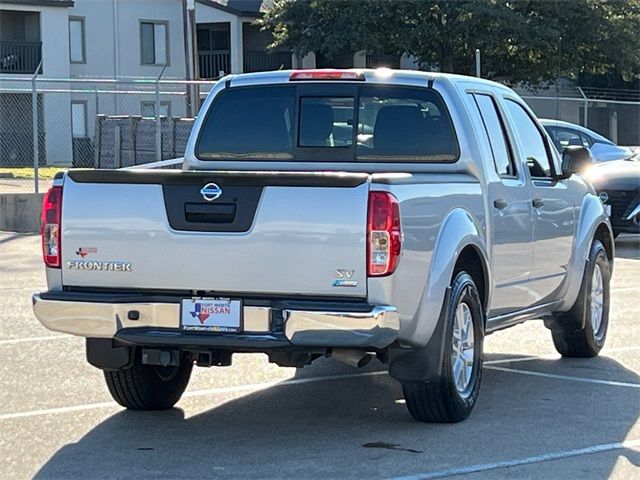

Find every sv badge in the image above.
[335,269,355,279]
[333,269,357,288]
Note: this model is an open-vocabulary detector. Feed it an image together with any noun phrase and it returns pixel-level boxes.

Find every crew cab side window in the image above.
[505,99,553,178]
[469,93,515,177]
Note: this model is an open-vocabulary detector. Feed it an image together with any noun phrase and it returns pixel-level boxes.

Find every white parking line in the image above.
[0,401,119,421]
[486,366,640,388]
[611,286,640,293]
[484,356,541,365]
[485,344,640,364]
[483,344,640,366]
[0,370,387,421]
[0,335,73,345]
[604,345,640,353]
[389,439,640,480]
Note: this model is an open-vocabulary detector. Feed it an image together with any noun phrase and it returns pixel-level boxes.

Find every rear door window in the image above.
[469,93,516,176]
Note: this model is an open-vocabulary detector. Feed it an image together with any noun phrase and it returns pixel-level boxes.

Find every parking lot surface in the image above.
[1,232,639,479]
[0,178,51,194]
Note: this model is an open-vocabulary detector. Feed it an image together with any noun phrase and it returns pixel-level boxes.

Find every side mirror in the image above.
[561,146,593,176]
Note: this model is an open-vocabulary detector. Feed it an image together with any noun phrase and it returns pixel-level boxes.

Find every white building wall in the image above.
[68,0,190,142]
[0,3,72,165]
[69,0,187,79]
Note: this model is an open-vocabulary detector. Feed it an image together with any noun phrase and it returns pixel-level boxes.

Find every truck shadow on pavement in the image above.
[35,354,640,479]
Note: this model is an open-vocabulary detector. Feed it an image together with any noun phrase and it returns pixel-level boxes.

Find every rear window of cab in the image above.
[195,85,459,163]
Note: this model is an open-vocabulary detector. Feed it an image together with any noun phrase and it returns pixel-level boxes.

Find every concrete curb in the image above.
[0,194,44,233]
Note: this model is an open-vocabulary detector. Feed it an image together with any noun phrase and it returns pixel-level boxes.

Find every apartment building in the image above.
[0,0,303,165]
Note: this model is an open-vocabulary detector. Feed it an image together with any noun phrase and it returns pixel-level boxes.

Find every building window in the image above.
[69,17,86,63]
[141,101,171,118]
[140,21,168,65]
[71,101,87,138]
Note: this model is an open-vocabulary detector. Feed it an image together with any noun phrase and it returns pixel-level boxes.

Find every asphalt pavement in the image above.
[1,232,639,479]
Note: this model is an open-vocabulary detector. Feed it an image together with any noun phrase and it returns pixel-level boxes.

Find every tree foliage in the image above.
[261,0,640,84]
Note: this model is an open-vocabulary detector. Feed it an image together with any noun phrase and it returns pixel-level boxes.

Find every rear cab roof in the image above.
[182,69,517,174]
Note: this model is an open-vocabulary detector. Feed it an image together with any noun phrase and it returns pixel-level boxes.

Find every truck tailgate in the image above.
[60,171,369,298]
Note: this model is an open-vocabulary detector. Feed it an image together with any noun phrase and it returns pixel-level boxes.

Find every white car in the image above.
[541,119,633,163]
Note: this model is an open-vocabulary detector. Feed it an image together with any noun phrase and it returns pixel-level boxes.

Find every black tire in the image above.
[551,239,610,358]
[402,271,484,423]
[104,352,193,410]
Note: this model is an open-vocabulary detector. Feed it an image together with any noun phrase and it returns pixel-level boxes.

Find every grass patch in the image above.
[0,167,68,180]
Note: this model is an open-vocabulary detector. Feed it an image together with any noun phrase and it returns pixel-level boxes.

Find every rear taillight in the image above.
[41,186,62,268]
[367,191,402,276]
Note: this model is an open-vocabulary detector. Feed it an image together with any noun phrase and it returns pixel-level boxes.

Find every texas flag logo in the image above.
[76,247,97,258]
[190,303,212,324]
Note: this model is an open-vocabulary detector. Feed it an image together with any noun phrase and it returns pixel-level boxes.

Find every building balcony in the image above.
[198,50,231,79]
[0,41,42,74]
[243,51,292,73]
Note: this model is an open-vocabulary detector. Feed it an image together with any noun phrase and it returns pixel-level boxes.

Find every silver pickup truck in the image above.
[33,69,614,423]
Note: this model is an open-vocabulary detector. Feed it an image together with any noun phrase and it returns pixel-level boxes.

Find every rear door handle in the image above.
[493,199,508,210]
[532,198,545,209]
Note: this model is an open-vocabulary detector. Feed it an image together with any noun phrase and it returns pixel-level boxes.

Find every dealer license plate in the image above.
[181,298,242,333]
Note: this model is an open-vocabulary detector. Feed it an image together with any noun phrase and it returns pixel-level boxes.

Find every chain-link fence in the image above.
[0,76,638,193]
[0,77,215,193]
[518,84,640,147]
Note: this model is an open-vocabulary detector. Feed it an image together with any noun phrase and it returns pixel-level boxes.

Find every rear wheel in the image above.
[104,352,193,410]
[402,271,484,423]
[551,239,610,357]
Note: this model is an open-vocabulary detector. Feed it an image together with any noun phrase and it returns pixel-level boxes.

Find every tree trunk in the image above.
[440,55,455,73]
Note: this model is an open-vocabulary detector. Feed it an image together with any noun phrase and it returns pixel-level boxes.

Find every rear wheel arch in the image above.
[388,239,489,385]
[396,207,488,347]
[594,222,614,270]
[453,244,489,318]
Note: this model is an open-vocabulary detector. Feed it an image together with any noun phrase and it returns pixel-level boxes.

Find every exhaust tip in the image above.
[330,349,373,368]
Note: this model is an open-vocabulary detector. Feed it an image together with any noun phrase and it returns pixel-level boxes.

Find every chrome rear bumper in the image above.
[32,293,399,349]
[284,307,399,348]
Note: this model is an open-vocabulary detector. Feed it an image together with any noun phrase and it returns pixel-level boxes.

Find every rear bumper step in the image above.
[32,293,399,349]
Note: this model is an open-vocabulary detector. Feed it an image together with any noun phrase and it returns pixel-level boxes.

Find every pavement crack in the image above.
[362,442,422,454]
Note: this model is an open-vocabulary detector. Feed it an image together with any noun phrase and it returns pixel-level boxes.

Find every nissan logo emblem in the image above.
[200,183,222,201]
[598,191,609,204]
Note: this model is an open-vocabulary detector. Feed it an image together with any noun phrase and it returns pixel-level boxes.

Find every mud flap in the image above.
[388,287,451,383]
[86,338,133,371]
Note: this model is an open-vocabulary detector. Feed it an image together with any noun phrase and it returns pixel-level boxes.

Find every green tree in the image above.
[261,0,640,84]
